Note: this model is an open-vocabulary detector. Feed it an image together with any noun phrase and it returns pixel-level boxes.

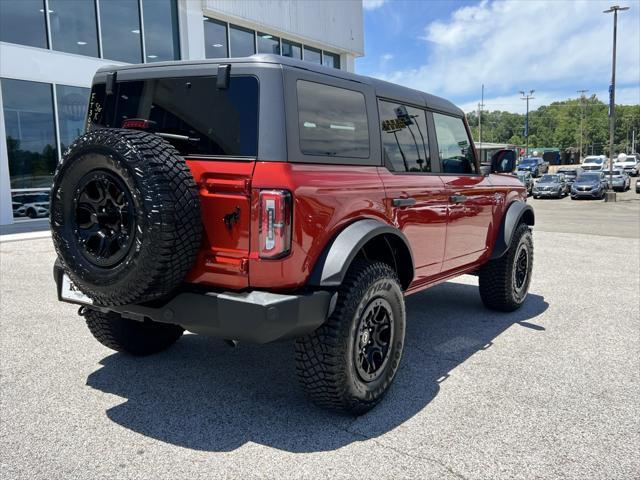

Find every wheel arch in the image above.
[308,219,414,290]
[490,201,535,260]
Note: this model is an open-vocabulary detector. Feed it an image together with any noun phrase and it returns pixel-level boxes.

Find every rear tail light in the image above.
[259,190,292,259]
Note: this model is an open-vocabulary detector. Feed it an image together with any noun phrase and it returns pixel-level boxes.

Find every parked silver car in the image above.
[603,169,630,192]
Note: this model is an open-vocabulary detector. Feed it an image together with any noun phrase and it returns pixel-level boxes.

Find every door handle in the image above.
[392,197,416,207]
[449,194,468,204]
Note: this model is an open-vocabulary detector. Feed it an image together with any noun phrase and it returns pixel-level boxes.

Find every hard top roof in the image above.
[97,54,463,116]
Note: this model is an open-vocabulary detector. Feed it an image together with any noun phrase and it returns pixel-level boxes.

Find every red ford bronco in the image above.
[51,55,534,414]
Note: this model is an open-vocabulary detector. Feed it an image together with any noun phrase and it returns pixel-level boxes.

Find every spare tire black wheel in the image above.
[50,128,202,306]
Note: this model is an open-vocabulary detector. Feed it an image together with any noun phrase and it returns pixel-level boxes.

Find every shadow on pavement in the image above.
[86,280,548,452]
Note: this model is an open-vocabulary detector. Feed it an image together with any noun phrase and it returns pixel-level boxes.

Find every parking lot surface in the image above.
[1,190,639,479]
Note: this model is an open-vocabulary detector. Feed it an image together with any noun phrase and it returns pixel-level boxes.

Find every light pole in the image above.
[478,84,485,147]
[603,4,629,202]
[520,90,535,157]
[577,89,588,163]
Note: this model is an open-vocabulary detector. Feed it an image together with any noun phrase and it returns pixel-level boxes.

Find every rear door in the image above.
[377,100,447,282]
[431,112,496,272]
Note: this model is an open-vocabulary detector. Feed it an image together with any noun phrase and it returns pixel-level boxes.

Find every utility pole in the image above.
[520,90,535,157]
[478,84,485,147]
[603,4,629,202]
[577,89,588,163]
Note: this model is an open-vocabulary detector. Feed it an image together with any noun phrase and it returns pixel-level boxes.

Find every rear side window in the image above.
[379,100,430,172]
[433,112,477,174]
[111,76,258,157]
[296,80,369,158]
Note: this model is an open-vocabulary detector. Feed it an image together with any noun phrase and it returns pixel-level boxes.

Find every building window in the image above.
[0,0,48,49]
[297,80,369,159]
[323,52,340,69]
[48,0,99,58]
[379,101,430,173]
[229,24,255,57]
[257,32,279,55]
[282,39,302,59]
[204,17,228,58]
[99,0,142,63]
[142,0,180,62]
[1,78,57,196]
[56,85,90,152]
[303,46,321,65]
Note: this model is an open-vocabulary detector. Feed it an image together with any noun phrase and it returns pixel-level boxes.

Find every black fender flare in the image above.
[490,201,535,260]
[308,219,414,288]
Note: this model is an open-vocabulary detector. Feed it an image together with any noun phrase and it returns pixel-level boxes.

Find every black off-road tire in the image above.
[50,128,202,306]
[84,309,183,356]
[295,260,406,414]
[478,222,533,312]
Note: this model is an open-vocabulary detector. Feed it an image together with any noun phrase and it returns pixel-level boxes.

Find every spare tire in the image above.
[50,128,202,306]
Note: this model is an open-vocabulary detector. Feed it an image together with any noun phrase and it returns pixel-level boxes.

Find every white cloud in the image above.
[371,0,640,112]
[363,0,388,11]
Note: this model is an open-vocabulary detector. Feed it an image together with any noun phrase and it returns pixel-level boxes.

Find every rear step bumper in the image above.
[54,262,334,344]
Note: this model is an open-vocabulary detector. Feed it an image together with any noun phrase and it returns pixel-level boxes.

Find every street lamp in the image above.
[603,4,630,203]
[577,89,588,163]
[520,90,535,156]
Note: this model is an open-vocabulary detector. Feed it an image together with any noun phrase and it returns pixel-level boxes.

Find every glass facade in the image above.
[204,18,228,58]
[99,0,142,63]
[1,79,57,191]
[49,0,99,57]
[56,85,90,152]
[0,0,48,49]
[257,32,280,55]
[282,40,302,59]
[303,46,322,65]
[142,0,180,62]
[202,16,341,69]
[229,24,255,57]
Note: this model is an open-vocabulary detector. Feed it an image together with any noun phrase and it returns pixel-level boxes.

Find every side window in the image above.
[378,100,430,173]
[433,112,477,174]
[296,80,369,158]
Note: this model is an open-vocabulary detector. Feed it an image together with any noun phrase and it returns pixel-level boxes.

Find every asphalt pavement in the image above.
[1,188,639,479]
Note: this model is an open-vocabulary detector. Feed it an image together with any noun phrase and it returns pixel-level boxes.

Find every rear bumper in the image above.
[54,262,334,344]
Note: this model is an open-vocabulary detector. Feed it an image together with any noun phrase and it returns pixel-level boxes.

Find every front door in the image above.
[377,100,448,283]
[431,112,495,272]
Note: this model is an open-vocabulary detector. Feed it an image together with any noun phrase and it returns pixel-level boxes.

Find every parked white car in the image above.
[581,155,607,172]
[613,153,639,176]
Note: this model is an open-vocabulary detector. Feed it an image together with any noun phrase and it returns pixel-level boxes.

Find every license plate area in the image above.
[60,274,93,305]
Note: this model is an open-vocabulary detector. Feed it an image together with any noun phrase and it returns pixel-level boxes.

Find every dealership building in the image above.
[0,0,364,225]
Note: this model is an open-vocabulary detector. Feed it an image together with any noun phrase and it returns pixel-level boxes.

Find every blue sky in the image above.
[356,0,640,114]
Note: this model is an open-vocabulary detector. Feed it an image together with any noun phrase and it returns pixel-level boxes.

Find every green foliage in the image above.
[467,95,640,156]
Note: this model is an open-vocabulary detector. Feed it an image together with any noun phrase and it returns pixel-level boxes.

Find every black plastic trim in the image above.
[490,201,535,260]
[308,219,415,287]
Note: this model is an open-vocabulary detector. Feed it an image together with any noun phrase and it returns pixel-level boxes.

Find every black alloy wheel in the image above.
[354,298,394,382]
[73,170,136,268]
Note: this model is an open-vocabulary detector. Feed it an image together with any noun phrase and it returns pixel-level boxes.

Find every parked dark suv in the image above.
[51,55,534,414]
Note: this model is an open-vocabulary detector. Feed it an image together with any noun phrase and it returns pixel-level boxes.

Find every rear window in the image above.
[97,76,259,157]
[296,80,369,158]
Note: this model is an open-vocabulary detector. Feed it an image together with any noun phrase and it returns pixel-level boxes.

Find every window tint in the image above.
[1,78,57,191]
[229,24,254,57]
[204,18,228,58]
[257,32,280,54]
[99,0,142,63]
[48,0,98,57]
[142,0,180,62]
[56,85,90,151]
[0,0,47,48]
[303,46,321,64]
[297,80,369,159]
[322,52,340,69]
[282,40,302,59]
[112,76,258,157]
[433,113,476,174]
[379,101,430,172]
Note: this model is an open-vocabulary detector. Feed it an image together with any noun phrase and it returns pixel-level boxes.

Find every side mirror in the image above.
[490,149,516,173]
